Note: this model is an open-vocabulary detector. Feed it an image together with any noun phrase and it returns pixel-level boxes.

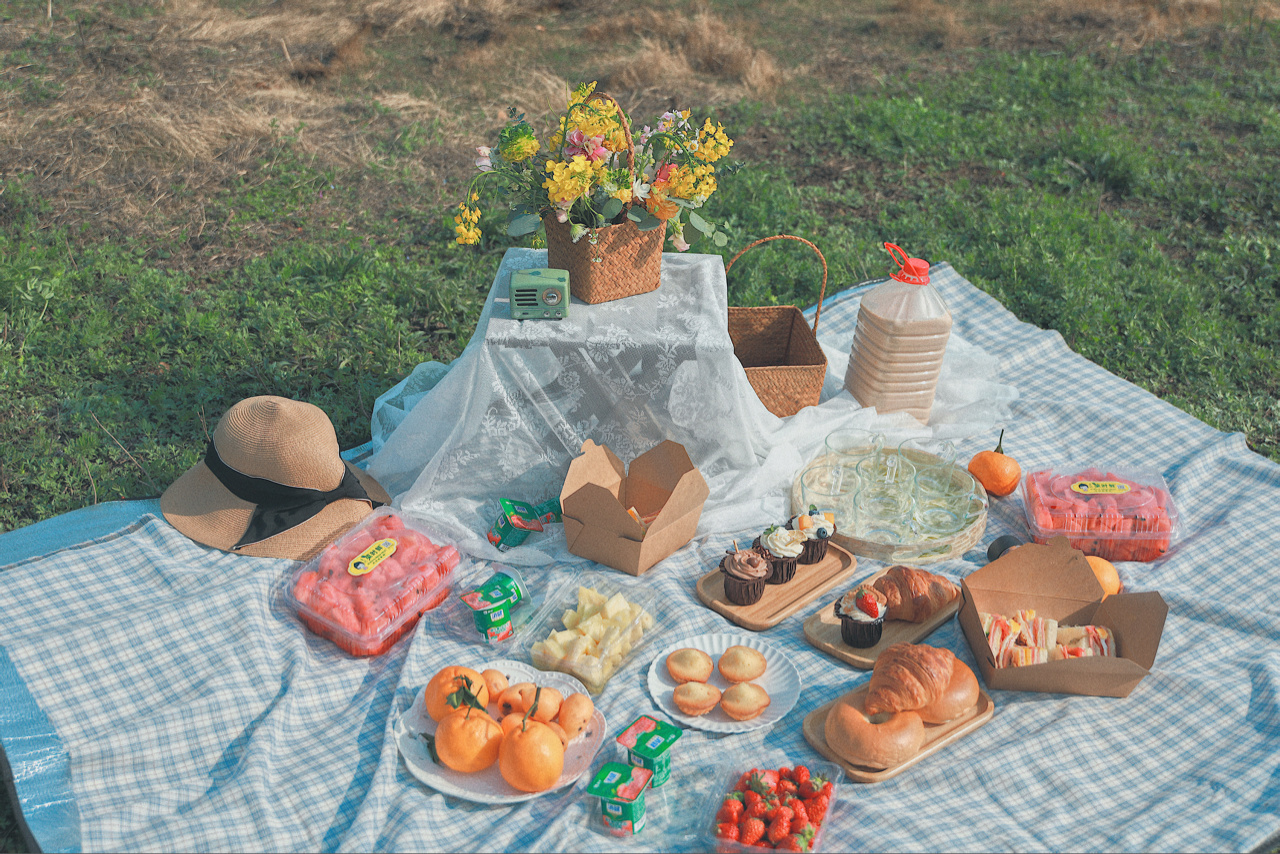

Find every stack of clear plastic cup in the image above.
[799,464,859,533]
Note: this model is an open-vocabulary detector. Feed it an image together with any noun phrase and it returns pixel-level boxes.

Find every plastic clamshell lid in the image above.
[958,536,1168,698]
[1020,463,1182,550]
[289,508,461,655]
[524,574,659,695]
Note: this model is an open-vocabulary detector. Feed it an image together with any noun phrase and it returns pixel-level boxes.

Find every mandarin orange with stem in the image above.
[434,704,503,773]
[1086,555,1123,598]
[423,666,489,722]
[498,687,565,793]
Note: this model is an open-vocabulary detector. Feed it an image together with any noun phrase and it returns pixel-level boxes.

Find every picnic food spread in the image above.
[107,161,1188,851]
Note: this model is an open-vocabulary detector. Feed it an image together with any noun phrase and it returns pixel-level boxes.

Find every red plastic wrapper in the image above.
[289,509,462,656]
[1020,465,1181,562]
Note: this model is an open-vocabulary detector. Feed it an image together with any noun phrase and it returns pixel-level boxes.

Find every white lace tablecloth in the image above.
[368,250,1016,565]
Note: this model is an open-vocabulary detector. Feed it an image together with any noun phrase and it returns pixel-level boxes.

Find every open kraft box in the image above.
[560,439,709,576]
[957,535,1168,698]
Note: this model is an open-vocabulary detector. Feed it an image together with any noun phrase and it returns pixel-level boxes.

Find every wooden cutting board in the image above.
[802,684,994,783]
[695,543,857,632]
[802,567,961,669]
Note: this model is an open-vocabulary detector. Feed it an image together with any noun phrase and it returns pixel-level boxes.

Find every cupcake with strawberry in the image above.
[786,504,837,564]
[752,524,806,585]
[834,586,886,648]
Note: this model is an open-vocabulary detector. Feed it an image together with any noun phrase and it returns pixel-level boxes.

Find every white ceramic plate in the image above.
[393,659,606,804]
[646,633,801,734]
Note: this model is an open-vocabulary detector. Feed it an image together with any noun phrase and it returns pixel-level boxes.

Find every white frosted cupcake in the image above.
[752,525,805,585]
[786,505,836,564]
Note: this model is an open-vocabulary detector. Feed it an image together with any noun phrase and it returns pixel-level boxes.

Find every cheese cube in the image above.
[562,609,581,629]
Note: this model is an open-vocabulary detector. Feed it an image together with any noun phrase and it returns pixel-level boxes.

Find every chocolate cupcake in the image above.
[833,587,886,648]
[752,525,805,585]
[786,505,837,564]
[720,545,770,606]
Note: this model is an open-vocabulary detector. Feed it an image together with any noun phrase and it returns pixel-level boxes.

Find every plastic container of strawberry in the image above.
[288,507,464,656]
[1020,463,1182,562]
[703,755,844,853]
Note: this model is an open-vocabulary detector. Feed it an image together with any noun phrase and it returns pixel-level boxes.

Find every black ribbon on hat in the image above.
[203,440,384,550]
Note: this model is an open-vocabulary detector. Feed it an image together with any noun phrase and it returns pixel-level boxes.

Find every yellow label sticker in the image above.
[1070,480,1131,495]
[348,538,398,576]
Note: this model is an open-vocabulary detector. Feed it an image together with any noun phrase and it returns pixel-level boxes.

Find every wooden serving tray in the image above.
[802,567,961,669]
[802,684,994,784]
[695,543,857,632]
[791,451,988,565]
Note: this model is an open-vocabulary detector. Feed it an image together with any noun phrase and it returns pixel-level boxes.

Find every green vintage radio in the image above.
[509,268,570,320]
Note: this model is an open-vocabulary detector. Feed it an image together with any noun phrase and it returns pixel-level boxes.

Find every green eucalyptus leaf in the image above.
[507,213,541,237]
[635,211,664,231]
[688,211,711,233]
[601,198,624,220]
[628,209,644,223]
[712,232,728,247]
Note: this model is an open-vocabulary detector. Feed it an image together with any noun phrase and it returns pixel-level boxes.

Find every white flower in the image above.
[570,223,589,243]
[475,146,493,172]
[631,179,651,201]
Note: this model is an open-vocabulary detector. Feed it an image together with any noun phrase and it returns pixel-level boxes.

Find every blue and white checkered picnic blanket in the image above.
[3,263,1279,853]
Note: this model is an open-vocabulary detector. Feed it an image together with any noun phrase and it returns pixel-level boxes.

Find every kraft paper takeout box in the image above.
[957,535,1168,698]
[560,439,709,576]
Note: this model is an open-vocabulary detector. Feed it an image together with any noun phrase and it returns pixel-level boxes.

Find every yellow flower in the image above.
[695,118,733,162]
[542,155,605,204]
[613,187,633,204]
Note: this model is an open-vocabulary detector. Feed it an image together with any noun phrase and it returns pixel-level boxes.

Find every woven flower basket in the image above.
[543,91,665,305]
[726,235,829,418]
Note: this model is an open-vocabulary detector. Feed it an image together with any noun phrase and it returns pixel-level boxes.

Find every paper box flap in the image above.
[968,536,1105,605]
[1092,590,1168,670]
[626,441,710,531]
[562,439,626,502]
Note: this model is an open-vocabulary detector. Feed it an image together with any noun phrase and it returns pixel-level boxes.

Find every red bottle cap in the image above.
[885,242,930,285]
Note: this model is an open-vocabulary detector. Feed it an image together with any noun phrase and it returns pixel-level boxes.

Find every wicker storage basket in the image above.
[726,235,829,417]
[543,90,664,305]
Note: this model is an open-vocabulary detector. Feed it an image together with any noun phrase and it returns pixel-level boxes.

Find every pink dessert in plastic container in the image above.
[289,508,463,656]
[1020,464,1181,562]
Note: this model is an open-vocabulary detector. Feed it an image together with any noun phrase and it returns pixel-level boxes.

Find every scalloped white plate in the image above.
[646,633,800,734]
[393,659,606,804]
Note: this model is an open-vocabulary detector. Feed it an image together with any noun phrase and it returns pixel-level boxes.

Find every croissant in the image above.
[864,643,956,716]
[872,565,959,623]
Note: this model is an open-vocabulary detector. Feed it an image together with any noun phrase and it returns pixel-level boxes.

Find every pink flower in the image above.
[654,163,676,186]
[671,221,690,252]
[566,129,608,162]
[554,200,572,223]
[475,146,493,172]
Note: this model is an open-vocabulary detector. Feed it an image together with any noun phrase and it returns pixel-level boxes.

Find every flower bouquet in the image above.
[452,82,736,304]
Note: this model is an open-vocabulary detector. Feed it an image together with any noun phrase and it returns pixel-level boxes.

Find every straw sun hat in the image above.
[161,396,391,561]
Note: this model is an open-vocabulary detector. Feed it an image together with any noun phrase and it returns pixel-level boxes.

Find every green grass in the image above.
[2,12,1279,850]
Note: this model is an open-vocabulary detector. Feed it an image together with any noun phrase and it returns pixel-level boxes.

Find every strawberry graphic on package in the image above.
[290,510,461,656]
[712,763,838,852]
[1020,465,1182,562]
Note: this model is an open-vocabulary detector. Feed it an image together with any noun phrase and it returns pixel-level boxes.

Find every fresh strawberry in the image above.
[748,768,780,795]
[744,790,763,808]
[763,795,784,820]
[717,796,744,823]
[792,765,811,789]
[745,796,769,819]
[790,798,810,829]
[739,817,767,847]
[799,772,830,799]
[777,779,798,797]
[778,766,793,781]
[778,826,817,852]
[805,792,830,825]
[766,808,794,845]
[716,822,740,841]
[855,587,882,618]
[735,768,757,791]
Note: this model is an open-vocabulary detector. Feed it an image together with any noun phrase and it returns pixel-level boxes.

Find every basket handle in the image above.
[579,90,637,211]
[725,234,829,333]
